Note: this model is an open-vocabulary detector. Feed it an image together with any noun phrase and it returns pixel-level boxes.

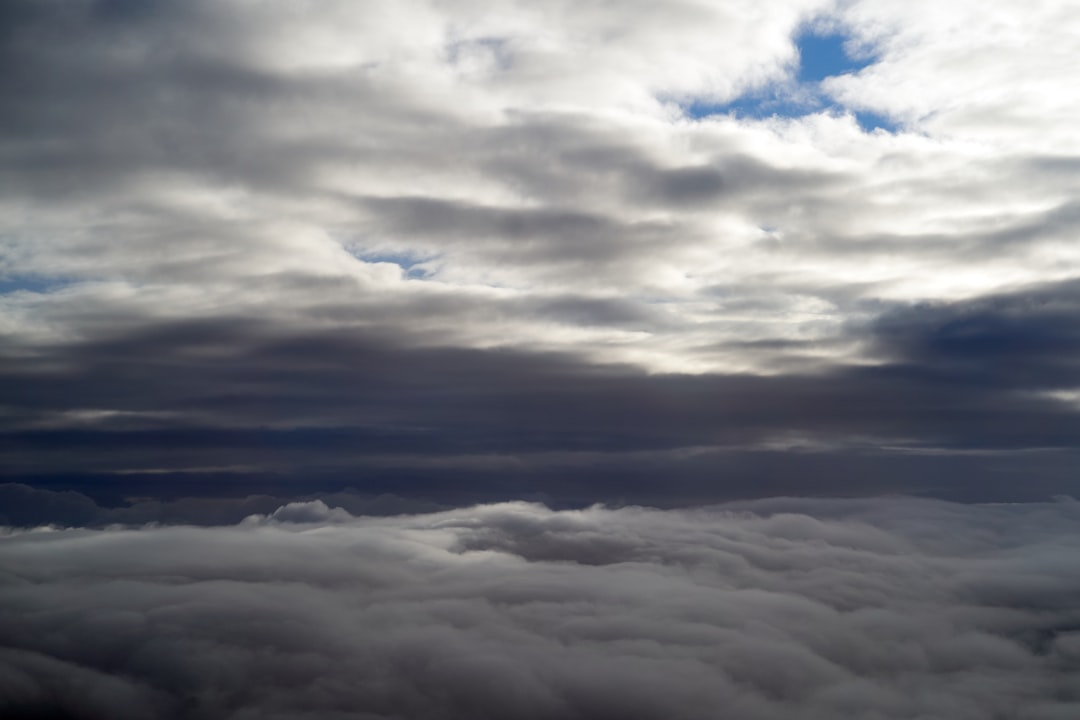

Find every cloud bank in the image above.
[2,497,1080,719]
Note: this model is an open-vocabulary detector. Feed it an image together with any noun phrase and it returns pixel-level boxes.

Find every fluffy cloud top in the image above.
[2,497,1080,719]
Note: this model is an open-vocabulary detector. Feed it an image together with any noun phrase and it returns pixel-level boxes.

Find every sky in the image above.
[3,2,1080,716]
[2,0,1080,509]
[4,0,1080,508]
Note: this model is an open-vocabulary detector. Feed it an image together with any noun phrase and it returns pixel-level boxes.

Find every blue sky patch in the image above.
[0,275,73,295]
[685,28,896,133]
[795,33,868,83]
[852,110,899,134]
[352,251,434,279]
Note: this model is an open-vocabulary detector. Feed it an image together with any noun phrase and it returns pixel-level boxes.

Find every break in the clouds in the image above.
[2,0,1080,502]
[3,498,1080,718]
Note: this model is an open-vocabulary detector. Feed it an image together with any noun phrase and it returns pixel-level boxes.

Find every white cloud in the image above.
[831,0,1080,151]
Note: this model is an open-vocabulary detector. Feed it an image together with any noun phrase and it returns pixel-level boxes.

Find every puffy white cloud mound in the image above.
[2,497,1079,719]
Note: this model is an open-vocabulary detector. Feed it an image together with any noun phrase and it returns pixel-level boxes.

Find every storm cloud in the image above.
[2,497,1080,719]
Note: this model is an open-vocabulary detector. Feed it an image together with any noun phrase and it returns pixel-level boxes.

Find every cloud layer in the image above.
[3,497,1080,719]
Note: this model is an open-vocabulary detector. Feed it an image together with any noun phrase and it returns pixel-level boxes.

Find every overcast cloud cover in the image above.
[2,0,1080,502]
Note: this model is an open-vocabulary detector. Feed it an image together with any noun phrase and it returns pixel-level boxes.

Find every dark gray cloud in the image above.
[2,497,1079,719]
[0,483,444,528]
[866,278,1080,390]
[3,276,1080,503]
